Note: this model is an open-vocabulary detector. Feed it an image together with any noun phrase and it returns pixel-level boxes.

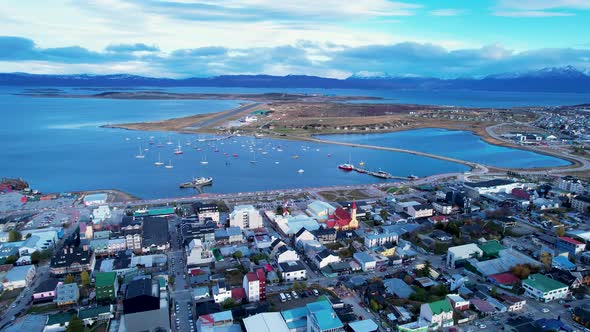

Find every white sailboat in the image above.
[298,169,305,174]
[200,153,209,165]
[174,141,183,155]
[166,135,173,145]
[154,153,164,166]
[249,150,257,164]
[165,159,174,169]
[135,146,145,159]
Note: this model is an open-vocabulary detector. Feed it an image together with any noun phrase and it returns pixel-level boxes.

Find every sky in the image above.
[1,0,589,78]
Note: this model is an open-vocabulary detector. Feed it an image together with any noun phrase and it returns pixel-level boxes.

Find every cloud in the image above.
[2,36,590,79]
[429,9,465,16]
[493,10,575,17]
[492,0,590,17]
[106,43,160,53]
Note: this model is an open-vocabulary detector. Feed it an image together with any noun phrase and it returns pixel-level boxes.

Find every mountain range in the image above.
[1,66,590,93]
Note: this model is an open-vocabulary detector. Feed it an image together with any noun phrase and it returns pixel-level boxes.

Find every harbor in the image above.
[338,163,411,180]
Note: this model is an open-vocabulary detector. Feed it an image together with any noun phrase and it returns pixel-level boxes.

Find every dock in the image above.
[352,167,410,180]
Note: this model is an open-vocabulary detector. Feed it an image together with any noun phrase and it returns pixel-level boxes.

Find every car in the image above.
[292,291,299,299]
[312,289,319,296]
[542,308,550,313]
[564,304,571,308]
[11,304,17,308]
[479,324,486,329]
[366,308,371,313]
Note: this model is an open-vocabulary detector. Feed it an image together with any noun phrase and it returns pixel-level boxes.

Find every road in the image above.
[168,217,195,332]
[187,102,262,130]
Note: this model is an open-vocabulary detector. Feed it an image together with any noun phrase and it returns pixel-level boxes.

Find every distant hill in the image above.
[1,67,590,92]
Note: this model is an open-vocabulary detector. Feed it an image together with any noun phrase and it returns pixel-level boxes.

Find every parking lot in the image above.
[268,289,323,311]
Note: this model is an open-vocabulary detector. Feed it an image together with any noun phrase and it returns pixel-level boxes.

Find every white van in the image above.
[279,293,286,303]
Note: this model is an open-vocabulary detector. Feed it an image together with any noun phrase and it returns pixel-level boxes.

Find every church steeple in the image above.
[349,201,358,229]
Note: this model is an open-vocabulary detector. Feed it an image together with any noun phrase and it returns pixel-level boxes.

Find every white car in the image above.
[542,308,550,313]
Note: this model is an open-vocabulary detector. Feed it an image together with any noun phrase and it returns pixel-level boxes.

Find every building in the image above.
[464,179,522,196]
[432,202,453,215]
[571,195,590,213]
[498,294,526,312]
[397,321,429,332]
[193,202,221,226]
[447,294,470,311]
[243,269,266,302]
[522,273,569,302]
[364,232,398,248]
[419,299,454,330]
[197,310,241,332]
[186,239,214,266]
[92,205,112,223]
[2,264,36,290]
[33,278,61,303]
[306,201,336,221]
[276,245,300,264]
[314,228,337,244]
[50,246,95,276]
[307,300,344,332]
[55,282,80,306]
[122,276,170,332]
[214,227,243,244]
[273,214,320,236]
[212,280,231,303]
[325,203,358,231]
[572,303,590,328]
[229,205,263,229]
[556,237,586,258]
[95,272,118,302]
[447,244,483,268]
[353,252,376,272]
[279,261,307,282]
[559,177,586,193]
[348,319,379,332]
[83,193,107,206]
[141,217,169,253]
[313,249,341,269]
[243,312,289,332]
[383,278,414,299]
[78,305,114,326]
[406,204,434,219]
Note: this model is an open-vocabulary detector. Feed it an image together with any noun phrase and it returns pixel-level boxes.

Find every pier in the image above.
[352,167,409,180]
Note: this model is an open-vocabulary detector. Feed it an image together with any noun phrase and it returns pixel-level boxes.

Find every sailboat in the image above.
[200,153,209,165]
[174,141,183,155]
[135,146,145,159]
[154,153,164,166]
[249,150,257,164]
[298,169,305,174]
[165,159,173,169]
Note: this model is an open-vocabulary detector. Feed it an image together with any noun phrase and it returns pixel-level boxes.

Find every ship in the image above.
[372,170,392,179]
[179,177,213,188]
[338,164,354,171]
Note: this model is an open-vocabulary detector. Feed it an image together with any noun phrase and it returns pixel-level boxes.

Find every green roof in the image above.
[47,312,75,325]
[523,273,568,292]
[478,240,505,256]
[428,299,453,314]
[78,306,111,319]
[95,272,116,287]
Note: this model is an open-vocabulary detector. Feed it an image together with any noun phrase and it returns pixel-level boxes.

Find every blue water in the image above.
[0,88,573,198]
[319,129,571,169]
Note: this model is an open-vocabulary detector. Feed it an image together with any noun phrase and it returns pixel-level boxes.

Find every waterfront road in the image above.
[187,102,262,130]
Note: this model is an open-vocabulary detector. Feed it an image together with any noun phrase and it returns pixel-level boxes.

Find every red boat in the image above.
[338,164,354,171]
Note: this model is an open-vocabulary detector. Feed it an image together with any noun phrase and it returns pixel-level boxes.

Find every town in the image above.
[0,171,589,332]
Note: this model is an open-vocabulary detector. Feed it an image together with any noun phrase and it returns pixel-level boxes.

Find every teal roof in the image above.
[286,319,307,329]
[281,307,307,322]
[523,273,568,292]
[46,312,75,325]
[307,300,343,331]
[349,319,379,332]
[78,306,111,319]
[428,299,453,314]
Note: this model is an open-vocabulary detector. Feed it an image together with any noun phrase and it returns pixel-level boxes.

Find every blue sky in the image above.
[0,0,589,78]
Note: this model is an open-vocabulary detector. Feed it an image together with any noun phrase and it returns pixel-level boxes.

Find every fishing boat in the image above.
[298,169,305,173]
[164,160,173,169]
[179,177,213,188]
[373,170,392,179]
[174,142,183,155]
[135,146,145,159]
[359,161,365,167]
[232,153,238,158]
[293,155,299,159]
[154,153,164,166]
[338,164,354,171]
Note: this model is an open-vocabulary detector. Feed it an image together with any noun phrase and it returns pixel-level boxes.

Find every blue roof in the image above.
[306,300,343,331]
[210,310,233,322]
[286,215,320,234]
[281,307,307,322]
[353,252,376,264]
[383,278,414,298]
[553,255,576,269]
[349,319,379,332]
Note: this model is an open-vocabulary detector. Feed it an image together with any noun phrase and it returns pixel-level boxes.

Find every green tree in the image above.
[221,298,237,309]
[370,298,381,312]
[40,249,53,260]
[555,226,565,237]
[433,284,448,297]
[81,271,90,287]
[64,274,76,284]
[66,316,84,332]
[8,229,22,242]
[169,276,175,285]
[233,251,243,259]
[25,233,32,239]
[379,209,389,221]
[491,287,498,298]
[5,255,18,265]
[31,251,41,264]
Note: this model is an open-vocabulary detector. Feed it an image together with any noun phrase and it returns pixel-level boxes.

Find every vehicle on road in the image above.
[280,293,286,303]
[542,308,550,313]
[312,289,319,296]
[291,291,299,299]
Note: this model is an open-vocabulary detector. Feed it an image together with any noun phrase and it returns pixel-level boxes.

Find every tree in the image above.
[81,271,90,287]
[433,284,448,297]
[25,233,32,239]
[555,226,565,237]
[8,229,22,242]
[539,252,552,271]
[31,251,41,264]
[169,276,175,285]
[221,298,237,309]
[369,298,381,312]
[64,274,76,284]
[380,209,389,221]
[233,251,243,259]
[511,264,531,280]
[491,287,498,298]
[40,249,53,260]
[5,255,17,265]
[66,316,84,332]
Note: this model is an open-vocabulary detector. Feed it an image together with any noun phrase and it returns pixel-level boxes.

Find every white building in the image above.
[125,233,142,251]
[419,299,454,330]
[447,244,483,268]
[558,177,586,193]
[432,202,453,215]
[276,246,299,264]
[83,193,107,206]
[365,232,398,248]
[313,250,341,269]
[92,205,112,222]
[186,239,214,266]
[243,312,289,332]
[229,205,263,229]
[212,280,232,303]
[278,261,307,282]
[406,204,434,219]
[353,252,377,272]
[464,179,523,196]
[522,273,569,303]
[572,195,590,213]
[2,265,36,290]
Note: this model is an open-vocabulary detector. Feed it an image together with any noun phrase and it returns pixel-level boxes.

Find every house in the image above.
[141,217,169,253]
[447,294,470,311]
[383,278,414,299]
[498,294,526,312]
[229,205,263,229]
[278,261,307,282]
[122,276,170,332]
[193,202,221,226]
[464,179,522,196]
[276,245,299,263]
[2,264,36,290]
[45,312,76,332]
[432,202,453,215]
[406,204,434,219]
[397,321,429,332]
[95,272,118,302]
[212,279,231,303]
[314,249,340,269]
[325,203,359,231]
[55,283,80,306]
[306,201,336,221]
[488,272,521,289]
[353,252,376,272]
[552,255,577,271]
[447,244,483,268]
[193,286,210,301]
[307,300,344,332]
[294,228,316,246]
[572,195,590,213]
[419,299,454,330]
[78,305,113,326]
[214,227,243,244]
[33,278,61,303]
[314,228,337,244]
[364,232,398,248]
[348,319,379,332]
[50,246,95,276]
[186,239,214,266]
[522,273,569,302]
[243,269,266,302]
[243,312,289,332]
[196,310,241,332]
[556,236,586,258]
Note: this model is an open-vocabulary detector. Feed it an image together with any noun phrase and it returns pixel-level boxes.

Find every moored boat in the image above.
[179,177,213,188]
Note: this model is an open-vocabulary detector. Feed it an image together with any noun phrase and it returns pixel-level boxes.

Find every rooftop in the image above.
[348,319,378,332]
[243,312,289,332]
[428,299,453,314]
[465,179,515,188]
[95,272,116,287]
[523,273,568,292]
[558,236,584,245]
[306,300,343,331]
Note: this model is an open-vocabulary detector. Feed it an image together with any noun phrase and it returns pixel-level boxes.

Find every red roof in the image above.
[559,236,584,245]
[256,268,266,282]
[430,216,448,222]
[231,287,246,301]
[489,272,520,285]
[245,272,258,282]
[264,264,273,272]
[351,201,357,209]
